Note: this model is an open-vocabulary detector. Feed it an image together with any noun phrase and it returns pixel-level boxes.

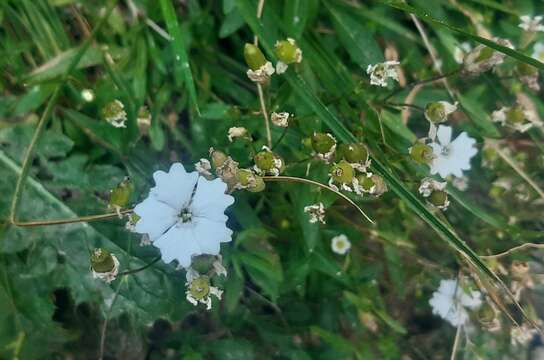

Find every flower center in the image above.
[440,145,451,157]
[178,208,193,223]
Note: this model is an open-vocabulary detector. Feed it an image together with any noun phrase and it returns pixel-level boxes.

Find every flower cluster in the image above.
[244,38,302,83]
[429,279,482,327]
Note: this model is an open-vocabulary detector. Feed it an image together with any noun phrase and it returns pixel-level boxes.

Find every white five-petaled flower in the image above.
[133,163,234,268]
[331,234,351,255]
[429,125,477,178]
[519,15,544,33]
[366,61,399,87]
[304,202,326,224]
[532,42,544,62]
[429,279,482,327]
[227,127,248,142]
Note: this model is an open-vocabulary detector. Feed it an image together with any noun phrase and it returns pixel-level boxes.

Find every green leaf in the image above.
[159,0,200,115]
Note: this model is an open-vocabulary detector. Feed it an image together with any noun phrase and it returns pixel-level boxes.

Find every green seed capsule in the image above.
[339,143,368,163]
[189,276,210,300]
[506,107,525,124]
[425,102,446,123]
[516,62,538,76]
[91,248,116,273]
[109,177,133,208]
[237,169,266,192]
[275,39,299,64]
[474,46,494,63]
[312,132,336,154]
[210,149,228,168]
[254,150,275,171]
[244,43,267,71]
[331,160,354,185]
[410,142,434,164]
[429,190,448,207]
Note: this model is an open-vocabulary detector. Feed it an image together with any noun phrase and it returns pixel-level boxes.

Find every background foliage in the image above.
[1,0,544,359]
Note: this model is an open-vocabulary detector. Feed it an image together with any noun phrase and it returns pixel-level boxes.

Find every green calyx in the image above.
[331,160,354,184]
[109,177,133,208]
[90,248,115,273]
[429,190,448,207]
[358,174,375,192]
[237,169,265,192]
[254,150,275,171]
[101,100,124,120]
[244,43,267,70]
[425,102,446,123]
[189,276,210,300]
[506,107,526,124]
[275,39,299,64]
[339,143,368,163]
[410,142,434,164]
[312,132,336,154]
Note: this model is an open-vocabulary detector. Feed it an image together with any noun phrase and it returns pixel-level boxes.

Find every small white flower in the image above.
[133,163,234,268]
[271,112,290,127]
[304,202,326,224]
[247,62,275,83]
[429,279,482,327]
[418,178,447,197]
[366,61,399,87]
[519,15,544,32]
[463,38,513,75]
[491,106,538,133]
[429,125,477,178]
[453,42,472,64]
[195,158,213,177]
[227,127,248,142]
[102,99,127,128]
[331,234,351,255]
[451,176,468,191]
[532,42,544,62]
[81,89,95,102]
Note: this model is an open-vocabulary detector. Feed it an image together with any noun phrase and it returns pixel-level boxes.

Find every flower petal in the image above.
[191,177,234,222]
[436,125,453,146]
[133,196,177,241]
[153,225,201,267]
[151,163,199,210]
[193,217,233,254]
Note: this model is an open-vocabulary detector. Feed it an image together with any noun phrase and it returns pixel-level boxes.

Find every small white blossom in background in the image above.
[81,89,95,102]
[331,234,351,255]
[429,125,477,178]
[519,15,544,33]
[511,323,540,346]
[532,42,544,62]
[453,42,472,64]
[304,202,326,224]
[366,61,399,87]
[429,279,482,327]
[102,99,127,128]
[451,176,469,191]
[133,163,234,268]
[419,177,450,210]
[194,158,213,178]
[463,38,513,75]
[185,271,223,310]
[227,127,248,142]
[90,248,120,284]
[491,105,540,133]
[271,111,290,127]
[247,62,275,83]
[424,101,458,124]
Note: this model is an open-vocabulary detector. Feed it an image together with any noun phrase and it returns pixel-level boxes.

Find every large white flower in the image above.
[133,163,234,268]
[429,279,482,327]
[532,42,544,62]
[429,125,477,178]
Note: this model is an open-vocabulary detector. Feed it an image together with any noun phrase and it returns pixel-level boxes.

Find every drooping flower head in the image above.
[429,279,482,327]
[429,125,477,178]
[133,163,234,268]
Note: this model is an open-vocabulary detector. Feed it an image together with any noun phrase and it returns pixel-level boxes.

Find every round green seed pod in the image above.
[254,150,275,171]
[425,102,446,123]
[244,43,267,71]
[410,142,434,164]
[429,190,448,207]
[189,276,210,301]
[312,132,336,154]
[516,62,538,76]
[109,177,133,208]
[339,143,368,163]
[210,149,228,169]
[91,248,116,273]
[275,39,298,64]
[506,107,526,124]
[331,160,354,185]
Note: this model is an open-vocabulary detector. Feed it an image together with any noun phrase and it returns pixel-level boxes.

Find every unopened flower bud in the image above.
[81,89,95,102]
[209,148,228,168]
[410,142,434,164]
[244,43,267,71]
[227,126,248,142]
[274,38,302,74]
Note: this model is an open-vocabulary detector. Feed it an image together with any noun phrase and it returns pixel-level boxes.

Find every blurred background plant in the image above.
[1,0,544,359]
